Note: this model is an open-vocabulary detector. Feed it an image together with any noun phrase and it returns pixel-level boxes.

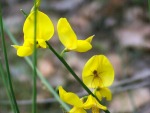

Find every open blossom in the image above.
[57,18,94,52]
[58,86,107,113]
[82,55,114,88]
[58,86,87,113]
[12,10,54,57]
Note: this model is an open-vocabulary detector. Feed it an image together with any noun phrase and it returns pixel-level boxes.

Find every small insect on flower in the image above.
[82,55,115,88]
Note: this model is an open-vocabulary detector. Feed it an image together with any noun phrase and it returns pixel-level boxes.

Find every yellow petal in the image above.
[38,39,47,48]
[83,95,107,110]
[12,41,33,57]
[12,45,20,50]
[18,46,33,57]
[15,46,33,57]
[94,89,102,101]
[74,40,92,52]
[23,10,54,42]
[58,86,83,107]
[96,87,112,101]
[82,55,101,88]
[57,18,77,50]
[70,107,87,113]
[97,55,114,87]
[72,35,94,52]
[85,35,94,43]
[92,107,100,113]
[82,55,114,88]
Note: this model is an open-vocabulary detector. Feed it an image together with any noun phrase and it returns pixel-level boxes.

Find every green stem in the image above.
[32,0,37,113]
[0,61,15,112]
[60,48,67,57]
[0,5,20,113]
[31,0,41,12]
[46,41,110,113]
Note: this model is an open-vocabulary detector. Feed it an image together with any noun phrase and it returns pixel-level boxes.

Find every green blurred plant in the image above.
[0,4,20,113]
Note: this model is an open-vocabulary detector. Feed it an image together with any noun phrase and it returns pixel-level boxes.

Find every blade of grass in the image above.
[0,5,20,113]
[3,23,70,111]
[0,61,15,112]
[32,0,37,112]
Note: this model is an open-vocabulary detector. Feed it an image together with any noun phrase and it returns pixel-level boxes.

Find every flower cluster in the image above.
[12,8,93,57]
[12,1,115,113]
[59,55,114,113]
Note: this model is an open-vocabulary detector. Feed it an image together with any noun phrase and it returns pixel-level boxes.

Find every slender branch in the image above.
[46,41,110,113]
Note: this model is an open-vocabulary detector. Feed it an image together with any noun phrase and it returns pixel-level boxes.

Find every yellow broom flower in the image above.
[12,10,54,57]
[82,55,114,88]
[58,86,87,113]
[57,18,94,52]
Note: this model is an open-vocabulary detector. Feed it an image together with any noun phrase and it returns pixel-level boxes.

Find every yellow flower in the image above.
[82,55,114,88]
[12,10,54,57]
[95,87,112,101]
[58,86,87,113]
[57,18,94,52]
[83,95,107,113]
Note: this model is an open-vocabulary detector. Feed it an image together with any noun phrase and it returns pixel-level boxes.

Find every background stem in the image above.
[0,5,20,113]
[32,0,37,113]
